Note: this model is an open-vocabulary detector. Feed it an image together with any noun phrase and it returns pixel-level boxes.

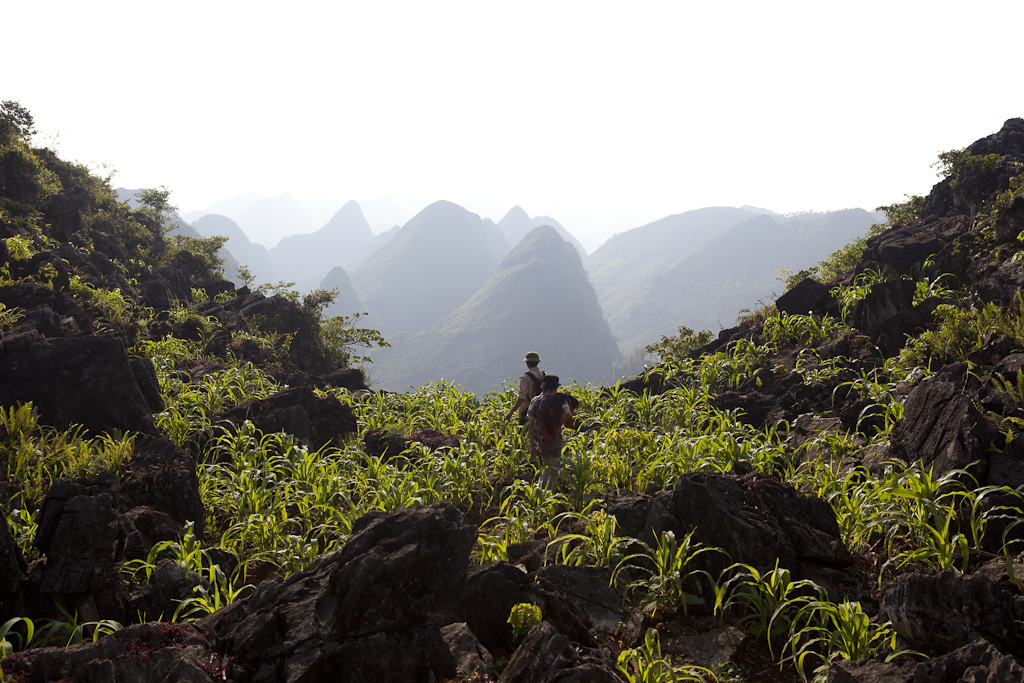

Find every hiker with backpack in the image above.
[526,374,580,487]
[506,352,546,425]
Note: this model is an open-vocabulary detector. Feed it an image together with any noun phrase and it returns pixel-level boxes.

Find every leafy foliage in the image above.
[933,148,1002,188]
[644,326,713,362]
[507,603,542,642]
[166,234,228,282]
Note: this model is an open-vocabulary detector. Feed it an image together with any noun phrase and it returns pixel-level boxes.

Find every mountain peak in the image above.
[496,206,535,247]
[350,200,510,335]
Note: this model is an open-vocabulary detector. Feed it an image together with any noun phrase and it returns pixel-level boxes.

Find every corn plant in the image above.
[32,607,123,648]
[615,530,724,616]
[507,603,542,642]
[172,563,250,622]
[723,561,825,654]
[763,313,843,346]
[786,600,904,683]
[549,509,632,567]
[616,628,714,683]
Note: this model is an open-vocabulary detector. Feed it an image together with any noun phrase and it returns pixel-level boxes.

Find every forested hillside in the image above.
[0,101,1023,682]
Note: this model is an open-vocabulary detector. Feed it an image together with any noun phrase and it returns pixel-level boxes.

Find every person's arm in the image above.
[506,375,529,419]
[561,403,575,430]
[507,396,527,419]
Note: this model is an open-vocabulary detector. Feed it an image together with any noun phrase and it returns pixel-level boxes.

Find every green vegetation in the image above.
[4,101,1024,682]
[507,603,542,642]
[933,148,1002,190]
[644,326,714,362]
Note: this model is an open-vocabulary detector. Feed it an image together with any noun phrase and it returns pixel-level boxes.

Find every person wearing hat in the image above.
[526,374,579,487]
[506,352,546,425]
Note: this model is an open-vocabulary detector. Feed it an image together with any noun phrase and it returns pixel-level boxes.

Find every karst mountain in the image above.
[497,205,587,256]
[349,200,511,336]
[192,213,279,285]
[370,225,621,394]
[270,200,375,292]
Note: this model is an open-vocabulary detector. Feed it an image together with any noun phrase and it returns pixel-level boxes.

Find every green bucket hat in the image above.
[523,352,542,363]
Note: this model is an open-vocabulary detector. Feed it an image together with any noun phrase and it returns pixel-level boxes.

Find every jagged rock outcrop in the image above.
[775,277,837,316]
[120,436,205,536]
[0,281,92,333]
[825,658,917,683]
[440,622,498,679]
[609,472,853,592]
[0,334,156,436]
[883,570,1024,658]
[499,621,620,683]
[457,561,596,653]
[212,386,357,450]
[884,362,1003,478]
[913,638,1024,683]
[31,475,128,620]
[201,504,477,683]
[3,622,216,683]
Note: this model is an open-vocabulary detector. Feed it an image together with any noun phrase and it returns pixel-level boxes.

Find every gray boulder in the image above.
[500,621,620,683]
[883,571,1024,658]
[884,362,1002,477]
[212,385,357,450]
[611,472,853,593]
[120,436,205,537]
[0,334,157,436]
[914,638,1024,683]
[201,503,476,683]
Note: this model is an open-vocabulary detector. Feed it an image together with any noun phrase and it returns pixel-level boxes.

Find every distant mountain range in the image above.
[192,214,279,285]
[318,266,365,319]
[586,207,763,323]
[153,187,883,389]
[370,226,620,395]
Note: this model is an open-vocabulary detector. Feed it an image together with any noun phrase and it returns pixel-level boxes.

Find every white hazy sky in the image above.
[7,1,1024,251]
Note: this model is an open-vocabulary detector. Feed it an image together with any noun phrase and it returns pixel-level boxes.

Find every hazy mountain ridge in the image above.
[269,200,375,291]
[496,205,587,257]
[318,266,366,319]
[586,207,758,322]
[371,226,620,395]
[192,213,279,285]
[349,200,511,336]
[610,208,880,349]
